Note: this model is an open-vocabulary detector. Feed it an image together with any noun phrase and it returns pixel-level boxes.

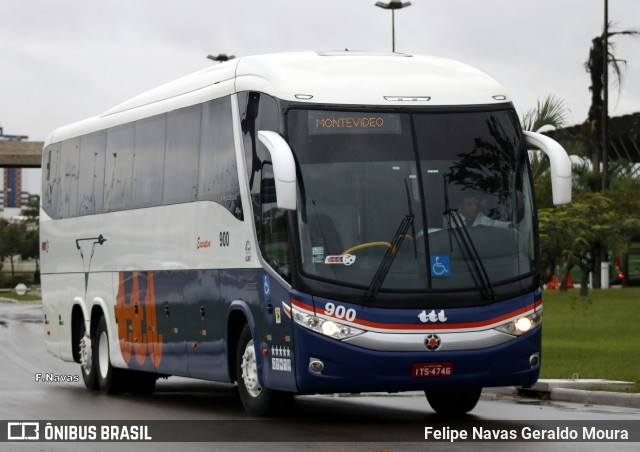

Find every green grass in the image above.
[540,288,640,383]
[0,291,41,302]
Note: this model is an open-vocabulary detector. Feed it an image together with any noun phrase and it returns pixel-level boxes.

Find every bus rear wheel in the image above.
[79,320,98,390]
[95,315,126,394]
[425,387,482,415]
[128,371,157,395]
[236,324,291,416]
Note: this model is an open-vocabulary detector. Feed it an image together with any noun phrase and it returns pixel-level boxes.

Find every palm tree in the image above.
[522,94,570,183]
[584,21,639,286]
[584,22,639,181]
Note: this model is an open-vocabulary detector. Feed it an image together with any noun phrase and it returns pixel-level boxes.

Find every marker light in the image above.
[384,96,431,102]
[495,312,541,336]
[292,307,364,340]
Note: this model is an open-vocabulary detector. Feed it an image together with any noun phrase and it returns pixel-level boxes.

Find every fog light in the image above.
[309,358,324,374]
[529,353,540,368]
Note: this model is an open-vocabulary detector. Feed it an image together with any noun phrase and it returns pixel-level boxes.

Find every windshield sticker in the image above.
[325,254,356,266]
[430,256,451,277]
[245,241,252,262]
[312,246,325,263]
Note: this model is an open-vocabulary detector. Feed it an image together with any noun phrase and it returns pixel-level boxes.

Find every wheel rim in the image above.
[98,331,109,379]
[241,339,261,398]
[79,335,92,375]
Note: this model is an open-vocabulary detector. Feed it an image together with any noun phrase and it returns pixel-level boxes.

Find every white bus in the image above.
[41,51,571,416]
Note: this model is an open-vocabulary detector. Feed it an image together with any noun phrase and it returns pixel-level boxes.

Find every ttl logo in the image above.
[418,310,447,323]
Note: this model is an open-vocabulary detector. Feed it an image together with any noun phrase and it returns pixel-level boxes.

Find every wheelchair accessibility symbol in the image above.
[430,256,451,277]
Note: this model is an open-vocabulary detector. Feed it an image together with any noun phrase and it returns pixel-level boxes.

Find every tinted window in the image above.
[164,105,201,204]
[198,98,242,219]
[44,95,241,218]
[60,138,81,218]
[104,124,135,212]
[78,131,106,215]
[134,115,166,208]
[42,142,61,219]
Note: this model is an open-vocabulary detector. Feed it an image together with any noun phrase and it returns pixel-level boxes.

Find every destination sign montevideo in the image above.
[308,111,402,135]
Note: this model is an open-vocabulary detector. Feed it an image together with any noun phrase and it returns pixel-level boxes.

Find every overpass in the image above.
[0,140,43,168]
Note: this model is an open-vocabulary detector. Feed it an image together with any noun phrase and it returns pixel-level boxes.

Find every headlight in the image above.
[495,312,541,336]
[292,307,364,340]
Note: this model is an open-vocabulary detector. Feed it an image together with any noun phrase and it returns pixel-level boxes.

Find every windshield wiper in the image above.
[364,213,414,302]
[443,177,496,300]
[448,210,496,300]
[405,179,418,259]
[363,179,417,301]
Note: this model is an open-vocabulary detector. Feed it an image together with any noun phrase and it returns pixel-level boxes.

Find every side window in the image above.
[260,164,291,281]
[60,138,81,218]
[239,92,290,280]
[134,114,166,208]
[78,131,106,215]
[198,97,243,220]
[240,92,281,193]
[42,142,61,219]
[104,123,135,212]
[164,105,201,204]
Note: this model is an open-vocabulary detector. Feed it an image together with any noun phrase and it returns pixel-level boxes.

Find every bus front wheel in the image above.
[236,324,291,416]
[425,387,482,415]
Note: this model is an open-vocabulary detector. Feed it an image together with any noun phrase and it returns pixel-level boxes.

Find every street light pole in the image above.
[375,1,412,52]
[602,0,609,190]
[206,54,235,63]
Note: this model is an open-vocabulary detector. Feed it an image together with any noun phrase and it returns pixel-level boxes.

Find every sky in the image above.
[1,0,639,194]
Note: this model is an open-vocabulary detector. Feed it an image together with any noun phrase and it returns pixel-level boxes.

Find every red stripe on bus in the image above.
[291,298,539,332]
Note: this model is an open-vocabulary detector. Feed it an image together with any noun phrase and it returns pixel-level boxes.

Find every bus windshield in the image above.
[286,108,536,295]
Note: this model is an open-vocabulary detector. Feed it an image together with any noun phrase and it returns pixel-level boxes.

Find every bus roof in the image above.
[47,51,511,144]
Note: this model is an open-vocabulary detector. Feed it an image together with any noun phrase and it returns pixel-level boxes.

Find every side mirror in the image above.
[257,131,297,210]
[523,131,572,205]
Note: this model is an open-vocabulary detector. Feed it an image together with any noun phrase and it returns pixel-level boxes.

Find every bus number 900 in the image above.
[324,302,356,322]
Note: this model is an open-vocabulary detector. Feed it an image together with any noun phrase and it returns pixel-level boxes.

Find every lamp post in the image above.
[374,1,412,52]
[206,54,235,62]
[602,0,609,190]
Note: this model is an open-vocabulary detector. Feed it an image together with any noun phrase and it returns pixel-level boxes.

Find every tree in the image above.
[522,94,572,284]
[539,192,616,296]
[0,222,26,276]
[522,94,570,187]
[538,165,640,295]
[20,228,40,284]
[21,194,40,224]
[584,22,639,181]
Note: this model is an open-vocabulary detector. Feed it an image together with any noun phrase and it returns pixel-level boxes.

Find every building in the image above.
[0,126,37,218]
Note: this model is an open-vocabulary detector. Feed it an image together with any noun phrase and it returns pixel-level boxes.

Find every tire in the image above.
[128,371,157,395]
[236,324,292,416]
[78,320,98,390]
[95,315,125,394]
[425,387,482,415]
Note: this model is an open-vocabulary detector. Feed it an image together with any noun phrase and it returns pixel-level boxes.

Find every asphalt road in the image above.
[1,300,639,451]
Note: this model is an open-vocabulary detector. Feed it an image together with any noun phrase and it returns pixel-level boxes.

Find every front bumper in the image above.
[292,324,541,394]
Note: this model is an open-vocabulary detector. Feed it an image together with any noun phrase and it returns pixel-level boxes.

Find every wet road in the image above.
[1,300,638,451]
